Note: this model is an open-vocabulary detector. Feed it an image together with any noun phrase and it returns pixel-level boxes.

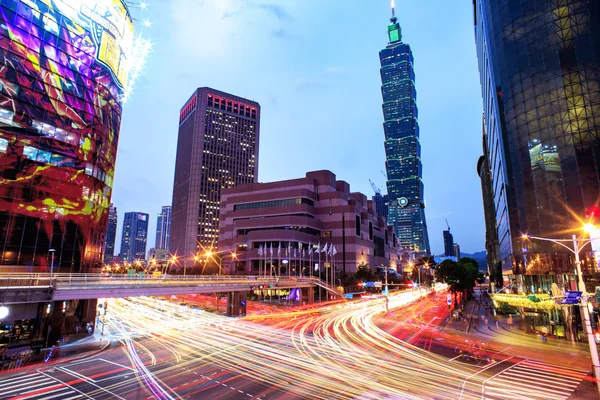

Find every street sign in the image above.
[374,282,383,288]
[561,291,583,305]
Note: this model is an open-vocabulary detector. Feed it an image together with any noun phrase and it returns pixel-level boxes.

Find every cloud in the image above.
[256,3,293,21]
[295,66,348,92]
[271,28,290,40]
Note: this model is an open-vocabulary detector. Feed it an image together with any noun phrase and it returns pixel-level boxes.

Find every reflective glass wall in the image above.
[475,0,600,273]
[0,0,132,271]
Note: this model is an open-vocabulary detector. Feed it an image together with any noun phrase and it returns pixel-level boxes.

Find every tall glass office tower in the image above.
[474,0,600,275]
[380,4,430,256]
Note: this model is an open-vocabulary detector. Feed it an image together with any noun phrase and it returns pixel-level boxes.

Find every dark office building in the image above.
[372,193,389,222]
[155,205,171,250]
[443,229,454,257]
[380,4,430,256]
[170,88,260,259]
[120,212,149,262]
[103,204,118,264]
[0,0,133,272]
[474,0,600,274]
[478,131,501,280]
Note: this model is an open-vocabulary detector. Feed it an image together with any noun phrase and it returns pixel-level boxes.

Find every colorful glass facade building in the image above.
[0,0,135,272]
[170,88,260,259]
[474,0,600,274]
[380,6,430,256]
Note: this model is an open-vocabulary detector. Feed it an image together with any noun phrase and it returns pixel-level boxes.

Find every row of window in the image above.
[207,95,257,119]
[234,198,314,211]
[0,30,120,110]
[0,140,113,188]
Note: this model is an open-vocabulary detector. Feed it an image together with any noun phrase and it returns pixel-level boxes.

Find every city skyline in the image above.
[111,1,484,255]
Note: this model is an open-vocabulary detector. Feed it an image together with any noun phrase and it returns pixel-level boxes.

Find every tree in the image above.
[435,259,479,308]
[355,262,376,282]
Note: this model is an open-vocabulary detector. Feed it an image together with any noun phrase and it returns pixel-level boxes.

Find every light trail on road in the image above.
[104,289,490,399]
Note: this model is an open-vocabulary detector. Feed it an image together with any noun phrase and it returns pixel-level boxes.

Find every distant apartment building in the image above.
[453,243,461,261]
[103,204,118,264]
[155,206,172,250]
[170,88,260,259]
[218,170,399,275]
[120,212,149,262]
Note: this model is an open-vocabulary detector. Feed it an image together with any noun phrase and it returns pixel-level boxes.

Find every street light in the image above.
[380,264,393,312]
[49,249,56,285]
[522,227,600,396]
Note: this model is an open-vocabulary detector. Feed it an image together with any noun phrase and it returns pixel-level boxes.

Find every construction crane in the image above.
[445,218,450,232]
[381,171,387,180]
[369,179,382,196]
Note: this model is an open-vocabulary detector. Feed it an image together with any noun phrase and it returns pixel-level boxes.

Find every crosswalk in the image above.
[483,359,587,400]
[0,372,81,400]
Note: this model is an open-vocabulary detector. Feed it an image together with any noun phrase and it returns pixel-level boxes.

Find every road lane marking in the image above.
[99,358,135,370]
[0,375,49,388]
[58,367,97,382]
[35,388,75,400]
[36,370,94,400]
[55,367,127,400]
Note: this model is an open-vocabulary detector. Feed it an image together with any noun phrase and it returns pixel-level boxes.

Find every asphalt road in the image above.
[0,289,595,399]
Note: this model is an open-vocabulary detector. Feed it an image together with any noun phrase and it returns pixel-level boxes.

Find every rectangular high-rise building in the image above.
[155,206,171,250]
[170,88,260,258]
[443,230,454,257]
[120,212,149,262]
[103,204,118,264]
[380,5,430,256]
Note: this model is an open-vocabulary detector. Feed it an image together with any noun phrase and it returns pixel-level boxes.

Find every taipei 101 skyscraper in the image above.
[380,0,430,257]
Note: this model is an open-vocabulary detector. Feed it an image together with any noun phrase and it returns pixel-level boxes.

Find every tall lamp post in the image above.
[523,225,600,396]
[205,250,237,275]
[184,255,199,277]
[49,249,56,285]
[380,264,392,312]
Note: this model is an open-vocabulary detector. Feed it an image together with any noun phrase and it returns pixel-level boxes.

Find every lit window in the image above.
[85,163,93,175]
[0,108,14,125]
[0,138,8,152]
[37,150,51,163]
[23,146,38,160]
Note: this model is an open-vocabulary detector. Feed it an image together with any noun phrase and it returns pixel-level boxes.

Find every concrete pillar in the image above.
[226,292,247,317]
[301,287,314,304]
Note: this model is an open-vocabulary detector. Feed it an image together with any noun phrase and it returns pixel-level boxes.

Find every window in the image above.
[0,138,8,152]
[355,215,360,236]
[36,149,51,163]
[85,163,93,175]
[369,222,373,241]
[234,198,314,211]
[23,146,38,160]
[0,108,14,125]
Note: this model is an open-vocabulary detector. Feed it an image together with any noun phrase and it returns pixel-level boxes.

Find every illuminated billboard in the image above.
[0,0,142,271]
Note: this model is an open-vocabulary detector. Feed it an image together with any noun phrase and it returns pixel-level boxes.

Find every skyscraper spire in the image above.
[387,0,401,43]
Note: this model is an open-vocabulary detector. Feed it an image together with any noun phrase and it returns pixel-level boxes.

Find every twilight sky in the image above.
[114,0,485,255]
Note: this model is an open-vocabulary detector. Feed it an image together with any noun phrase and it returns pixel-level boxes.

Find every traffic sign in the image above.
[447,294,452,305]
[561,291,583,305]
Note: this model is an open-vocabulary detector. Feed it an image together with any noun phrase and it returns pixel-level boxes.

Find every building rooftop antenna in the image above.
[390,0,398,23]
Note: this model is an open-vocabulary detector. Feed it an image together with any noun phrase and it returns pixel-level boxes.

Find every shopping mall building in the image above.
[218,170,400,277]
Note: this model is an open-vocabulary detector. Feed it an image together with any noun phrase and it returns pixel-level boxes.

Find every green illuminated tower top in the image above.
[388,0,402,44]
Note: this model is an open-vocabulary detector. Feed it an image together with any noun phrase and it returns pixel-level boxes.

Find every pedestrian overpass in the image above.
[0,273,344,305]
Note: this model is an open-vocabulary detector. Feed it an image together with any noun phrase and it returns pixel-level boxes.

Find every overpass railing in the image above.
[0,273,345,299]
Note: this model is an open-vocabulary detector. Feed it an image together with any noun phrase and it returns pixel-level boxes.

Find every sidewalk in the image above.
[0,332,111,373]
